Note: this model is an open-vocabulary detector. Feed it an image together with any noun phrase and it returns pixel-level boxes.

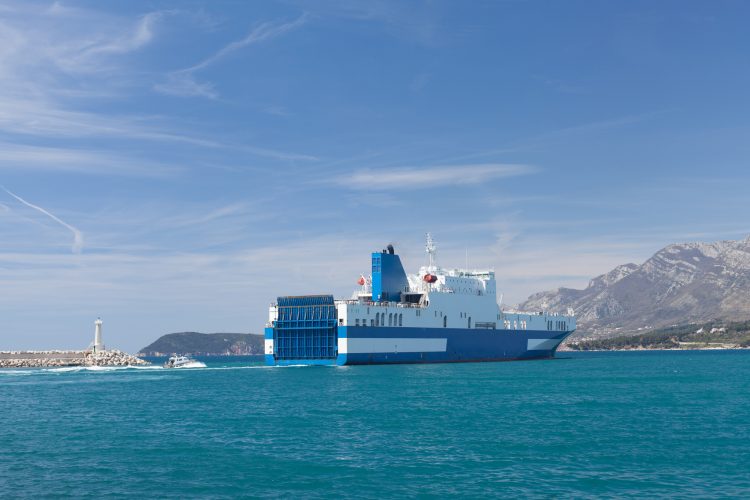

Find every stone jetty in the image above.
[0,349,149,369]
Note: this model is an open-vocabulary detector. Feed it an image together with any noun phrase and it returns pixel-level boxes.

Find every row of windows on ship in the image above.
[352,312,528,330]
[352,315,533,330]
[350,314,566,331]
[354,312,404,327]
[548,320,568,331]
[354,314,460,328]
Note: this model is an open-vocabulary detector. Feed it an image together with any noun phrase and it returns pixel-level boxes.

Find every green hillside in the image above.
[139,332,264,356]
[567,320,750,351]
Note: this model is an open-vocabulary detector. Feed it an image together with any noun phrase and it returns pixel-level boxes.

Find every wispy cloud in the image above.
[2,187,83,253]
[240,144,318,162]
[441,110,673,163]
[0,5,317,171]
[339,163,537,190]
[0,142,180,177]
[0,6,214,146]
[261,105,291,117]
[0,97,221,146]
[188,14,309,73]
[83,11,164,57]
[2,5,167,77]
[296,1,447,47]
[153,73,218,99]
[0,97,315,161]
[156,14,309,99]
[162,202,249,228]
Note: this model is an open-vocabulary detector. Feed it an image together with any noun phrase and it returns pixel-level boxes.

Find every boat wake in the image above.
[0,363,276,378]
[168,361,207,369]
[54,365,165,373]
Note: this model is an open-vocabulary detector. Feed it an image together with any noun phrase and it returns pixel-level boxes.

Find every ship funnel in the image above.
[371,246,408,302]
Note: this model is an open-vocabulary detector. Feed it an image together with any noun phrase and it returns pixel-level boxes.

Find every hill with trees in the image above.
[138,332,263,356]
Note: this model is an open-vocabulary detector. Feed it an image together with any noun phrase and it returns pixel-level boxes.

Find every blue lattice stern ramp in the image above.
[266,295,342,366]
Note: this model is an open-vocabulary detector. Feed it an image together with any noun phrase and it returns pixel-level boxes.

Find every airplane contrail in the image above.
[2,187,84,253]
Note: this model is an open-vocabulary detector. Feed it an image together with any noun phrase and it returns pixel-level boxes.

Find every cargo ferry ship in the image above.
[265,235,575,365]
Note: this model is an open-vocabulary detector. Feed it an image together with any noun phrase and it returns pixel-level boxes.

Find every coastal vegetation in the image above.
[138,332,263,356]
[567,321,750,351]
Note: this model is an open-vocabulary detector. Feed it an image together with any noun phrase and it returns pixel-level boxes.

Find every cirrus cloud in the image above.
[339,163,538,190]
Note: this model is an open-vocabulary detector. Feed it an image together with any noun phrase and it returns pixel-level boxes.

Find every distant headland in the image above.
[138,332,263,357]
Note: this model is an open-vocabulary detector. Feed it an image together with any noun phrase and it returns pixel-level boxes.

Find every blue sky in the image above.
[1,1,749,351]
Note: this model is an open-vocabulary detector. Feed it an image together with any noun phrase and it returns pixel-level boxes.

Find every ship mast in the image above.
[426,233,437,272]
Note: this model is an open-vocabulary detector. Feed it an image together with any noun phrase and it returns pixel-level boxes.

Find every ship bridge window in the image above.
[355,319,360,326]
[399,313,403,326]
[443,316,447,328]
[468,317,472,329]
[388,313,393,326]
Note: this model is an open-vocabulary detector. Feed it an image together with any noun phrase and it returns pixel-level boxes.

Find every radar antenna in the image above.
[425,233,437,271]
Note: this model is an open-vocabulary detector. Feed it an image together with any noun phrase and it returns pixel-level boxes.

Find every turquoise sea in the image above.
[1,351,749,498]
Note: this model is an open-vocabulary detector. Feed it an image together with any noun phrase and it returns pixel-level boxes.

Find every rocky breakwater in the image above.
[85,349,148,367]
[0,349,149,368]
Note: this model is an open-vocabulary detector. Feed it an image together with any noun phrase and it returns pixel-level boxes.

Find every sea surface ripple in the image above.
[1,351,749,498]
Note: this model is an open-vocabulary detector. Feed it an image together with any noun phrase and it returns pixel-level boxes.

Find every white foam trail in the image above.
[43,365,164,373]
[2,187,83,253]
[168,361,207,369]
[1,364,277,377]
[0,370,36,376]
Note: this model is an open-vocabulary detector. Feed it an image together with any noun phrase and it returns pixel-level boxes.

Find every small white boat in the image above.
[164,355,206,369]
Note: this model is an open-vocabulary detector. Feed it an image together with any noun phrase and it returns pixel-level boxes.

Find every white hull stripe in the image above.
[340,338,446,354]
[527,338,560,350]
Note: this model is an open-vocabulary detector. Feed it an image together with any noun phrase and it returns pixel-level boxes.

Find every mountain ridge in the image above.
[518,236,750,338]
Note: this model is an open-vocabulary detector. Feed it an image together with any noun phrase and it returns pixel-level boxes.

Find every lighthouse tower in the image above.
[94,318,104,353]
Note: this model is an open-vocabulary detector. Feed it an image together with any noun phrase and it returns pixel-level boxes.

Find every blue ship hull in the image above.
[265,326,573,366]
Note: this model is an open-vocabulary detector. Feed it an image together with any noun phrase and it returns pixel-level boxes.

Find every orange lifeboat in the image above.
[357,276,366,286]
[422,274,438,283]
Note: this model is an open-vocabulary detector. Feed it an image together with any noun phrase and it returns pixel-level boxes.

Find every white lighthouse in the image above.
[94,317,104,353]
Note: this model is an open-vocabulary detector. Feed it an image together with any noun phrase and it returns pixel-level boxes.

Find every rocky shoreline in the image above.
[0,349,149,369]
